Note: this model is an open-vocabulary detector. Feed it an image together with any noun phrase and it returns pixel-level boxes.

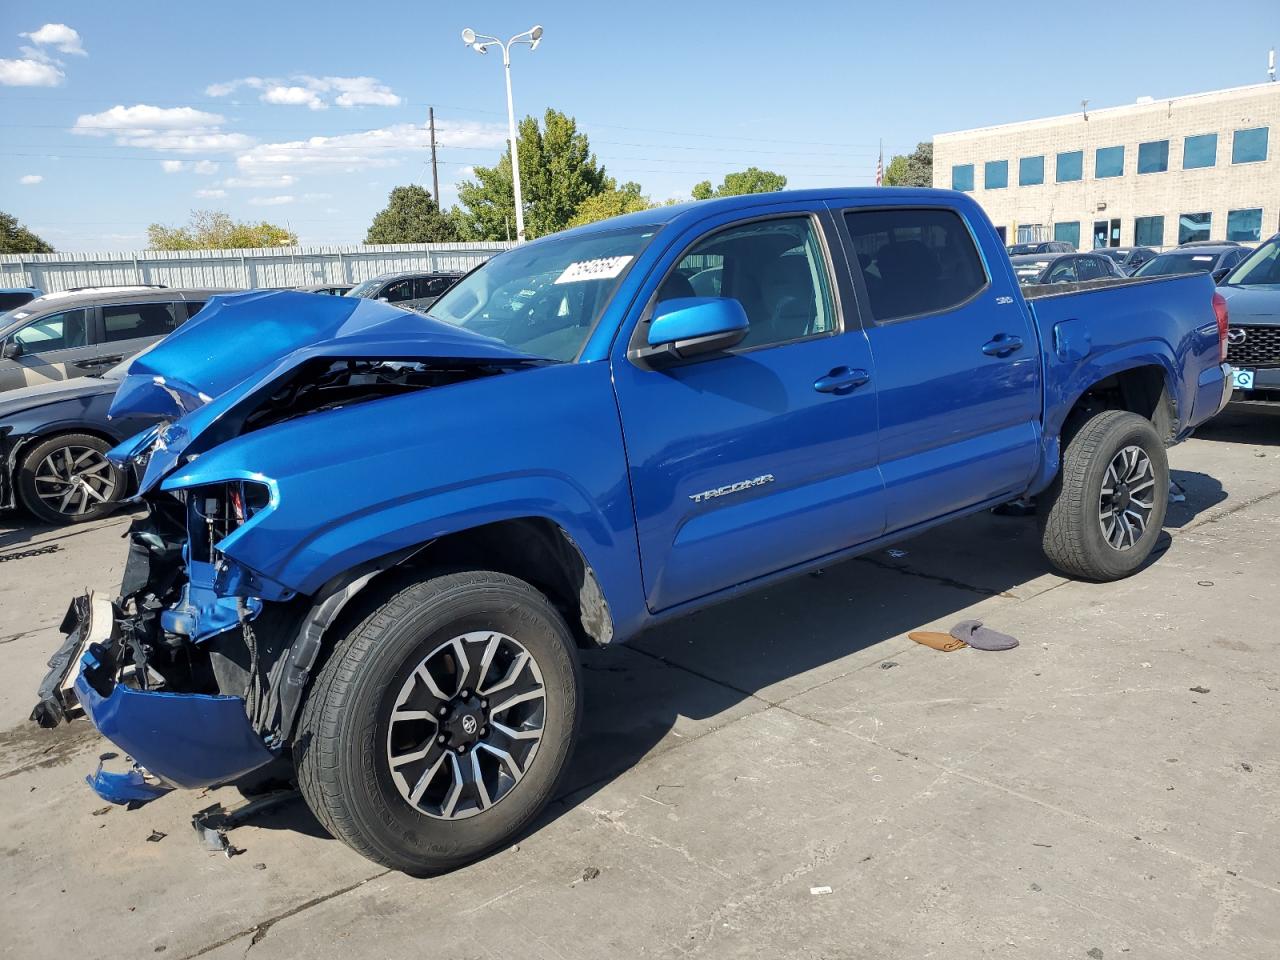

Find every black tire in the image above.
[17,432,127,526]
[1039,410,1169,581]
[294,570,581,875]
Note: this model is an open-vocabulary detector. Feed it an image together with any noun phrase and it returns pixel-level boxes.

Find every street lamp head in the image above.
[471,42,487,53]
[461,28,476,44]
[528,24,544,50]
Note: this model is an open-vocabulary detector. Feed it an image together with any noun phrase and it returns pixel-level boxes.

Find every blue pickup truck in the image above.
[31,188,1231,874]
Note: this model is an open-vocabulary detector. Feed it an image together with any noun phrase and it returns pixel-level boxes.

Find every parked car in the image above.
[297,283,353,296]
[1218,232,1280,403]
[1096,247,1159,275]
[346,271,463,313]
[0,287,222,394]
[1132,245,1251,283]
[1006,240,1075,255]
[0,286,43,312]
[1178,239,1243,248]
[1010,251,1126,285]
[32,188,1231,875]
[0,357,159,524]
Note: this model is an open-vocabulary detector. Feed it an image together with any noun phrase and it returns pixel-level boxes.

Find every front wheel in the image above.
[17,432,127,525]
[1039,410,1169,581]
[294,570,581,875]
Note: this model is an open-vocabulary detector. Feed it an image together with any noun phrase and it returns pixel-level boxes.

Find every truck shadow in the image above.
[188,481,1230,854]
[1195,406,1280,447]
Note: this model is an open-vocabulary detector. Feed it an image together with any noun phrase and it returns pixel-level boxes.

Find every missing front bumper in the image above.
[31,591,277,790]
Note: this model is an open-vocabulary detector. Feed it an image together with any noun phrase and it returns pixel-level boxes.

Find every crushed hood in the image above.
[110,290,527,420]
[107,290,540,494]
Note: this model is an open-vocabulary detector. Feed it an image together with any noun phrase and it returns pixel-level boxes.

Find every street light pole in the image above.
[462,25,543,244]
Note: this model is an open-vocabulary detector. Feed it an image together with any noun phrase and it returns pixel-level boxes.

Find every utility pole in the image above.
[428,106,440,206]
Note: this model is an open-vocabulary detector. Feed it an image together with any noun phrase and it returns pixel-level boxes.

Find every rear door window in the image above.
[102,302,183,342]
[382,279,415,303]
[12,308,89,354]
[1077,257,1103,281]
[842,208,987,322]
[1045,259,1078,283]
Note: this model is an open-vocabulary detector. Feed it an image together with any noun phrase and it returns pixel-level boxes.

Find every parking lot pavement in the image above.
[1,410,1277,958]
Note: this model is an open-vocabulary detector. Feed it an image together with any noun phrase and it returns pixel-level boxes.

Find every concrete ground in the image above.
[1,408,1277,959]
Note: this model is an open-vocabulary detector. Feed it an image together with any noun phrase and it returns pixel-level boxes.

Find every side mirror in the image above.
[641,297,749,362]
[377,296,390,303]
[1,340,21,360]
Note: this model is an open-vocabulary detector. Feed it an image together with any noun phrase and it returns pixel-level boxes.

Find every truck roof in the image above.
[552,187,965,241]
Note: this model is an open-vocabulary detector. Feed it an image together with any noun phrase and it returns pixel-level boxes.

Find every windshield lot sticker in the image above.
[555,255,633,284]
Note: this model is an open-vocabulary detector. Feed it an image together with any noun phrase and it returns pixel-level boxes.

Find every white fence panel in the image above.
[0,242,514,293]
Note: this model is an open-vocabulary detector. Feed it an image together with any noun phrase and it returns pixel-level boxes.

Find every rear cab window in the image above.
[842,208,988,321]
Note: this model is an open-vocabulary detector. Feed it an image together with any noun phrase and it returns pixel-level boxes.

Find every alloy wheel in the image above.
[385,631,546,820]
[1098,445,1156,550]
[32,444,118,518]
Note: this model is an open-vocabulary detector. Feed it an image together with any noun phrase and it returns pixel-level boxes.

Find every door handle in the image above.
[813,366,870,394]
[981,334,1023,358]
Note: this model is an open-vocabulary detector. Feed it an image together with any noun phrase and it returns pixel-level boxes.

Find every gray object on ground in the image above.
[950,620,1019,651]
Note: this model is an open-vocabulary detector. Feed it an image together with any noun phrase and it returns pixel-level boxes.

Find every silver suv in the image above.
[0,286,225,393]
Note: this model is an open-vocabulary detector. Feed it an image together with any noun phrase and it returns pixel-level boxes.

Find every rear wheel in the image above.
[17,432,126,525]
[294,570,581,874]
[1040,410,1169,581]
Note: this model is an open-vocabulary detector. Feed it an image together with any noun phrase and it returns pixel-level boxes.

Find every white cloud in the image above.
[19,174,43,185]
[222,174,297,188]
[249,195,295,206]
[195,188,227,199]
[0,58,63,85]
[162,159,221,174]
[236,119,505,175]
[72,104,252,153]
[22,24,86,56]
[322,76,401,108]
[207,74,400,109]
[261,84,326,110]
[302,192,332,201]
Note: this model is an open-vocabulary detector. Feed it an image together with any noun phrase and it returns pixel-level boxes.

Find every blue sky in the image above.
[3,0,1278,250]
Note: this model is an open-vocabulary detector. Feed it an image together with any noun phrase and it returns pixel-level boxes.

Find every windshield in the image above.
[1007,243,1043,256]
[427,225,660,361]
[1134,252,1221,277]
[346,278,385,299]
[1223,236,1280,286]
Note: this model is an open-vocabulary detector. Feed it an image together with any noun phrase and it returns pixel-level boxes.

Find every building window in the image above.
[1178,212,1212,245]
[951,164,974,192]
[1053,221,1080,250]
[1137,140,1169,174]
[1056,150,1083,182]
[1183,133,1217,169]
[1095,146,1124,178]
[1232,127,1269,164]
[1018,155,1044,186]
[1227,208,1263,242]
[1134,216,1164,247]
[1093,218,1121,249]
[984,160,1008,189]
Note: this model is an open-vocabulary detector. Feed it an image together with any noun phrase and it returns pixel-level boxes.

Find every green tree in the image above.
[459,108,610,239]
[882,142,933,187]
[0,211,53,253]
[568,181,651,227]
[365,185,464,243]
[691,167,787,200]
[146,210,298,250]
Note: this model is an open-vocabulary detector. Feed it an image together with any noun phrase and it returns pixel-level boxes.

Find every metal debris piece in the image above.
[810,885,833,896]
[880,661,899,670]
[581,866,600,882]
[146,830,166,843]
[1189,686,1210,694]
[190,789,297,858]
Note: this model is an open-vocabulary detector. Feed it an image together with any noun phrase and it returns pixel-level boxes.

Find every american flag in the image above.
[875,142,883,186]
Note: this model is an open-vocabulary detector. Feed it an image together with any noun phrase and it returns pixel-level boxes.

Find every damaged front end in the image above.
[29,291,541,796]
[31,487,288,789]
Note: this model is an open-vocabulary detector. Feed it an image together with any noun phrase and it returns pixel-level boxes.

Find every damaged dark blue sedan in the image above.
[30,190,1232,875]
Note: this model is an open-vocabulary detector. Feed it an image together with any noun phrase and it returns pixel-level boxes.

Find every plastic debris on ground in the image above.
[85,753,173,806]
